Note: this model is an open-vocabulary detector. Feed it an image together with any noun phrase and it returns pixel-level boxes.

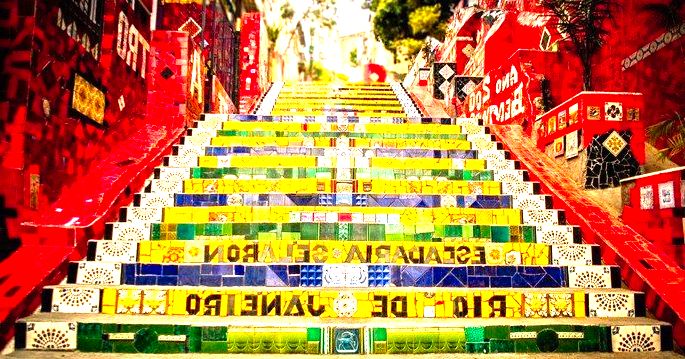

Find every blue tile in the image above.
[234,265,244,275]
[496,266,517,276]
[122,264,136,284]
[523,266,545,275]
[467,276,489,287]
[543,267,565,285]
[245,266,267,286]
[141,264,162,275]
[179,273,200,286]
[201,264,214,275]
[135,276,157,285]
[158,276,179,286]
[287,275,301,287]
[472,266,497,276]
[222,276,244,286]
[511,273,532,288]
[288,265,300,275]
[213,265,233,276]
[179,265,201,277]
[200,275,222,286]
[162,265,178,276]
[490,276,512,288]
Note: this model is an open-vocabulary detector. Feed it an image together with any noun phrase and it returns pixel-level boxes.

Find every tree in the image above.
[371,0,454,60]
[541,0,613,90]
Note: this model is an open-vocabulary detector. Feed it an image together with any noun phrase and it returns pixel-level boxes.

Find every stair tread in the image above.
[19,312,668,327]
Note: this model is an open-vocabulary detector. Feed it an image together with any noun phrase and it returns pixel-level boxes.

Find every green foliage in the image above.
[371,0,454,58]
[311,62,335,81]
[408,4,442,35]
[392,38,425,63]
[541,0,613,90]
[349,48,359,66]
[647,112,685,160]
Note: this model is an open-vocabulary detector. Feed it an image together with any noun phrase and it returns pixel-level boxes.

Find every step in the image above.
[146,194,552,209]
[39,285,635,320]
[106,222,582,244]
[68,261,612,289]
[13,313,674,354]
[139,206,564,226]
[84,239,599,265]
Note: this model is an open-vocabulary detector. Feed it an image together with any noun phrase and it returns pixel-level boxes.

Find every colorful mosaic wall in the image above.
[14,83,673,354]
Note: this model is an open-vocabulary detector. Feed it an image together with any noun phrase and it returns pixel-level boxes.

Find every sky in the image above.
[335,0,372,36]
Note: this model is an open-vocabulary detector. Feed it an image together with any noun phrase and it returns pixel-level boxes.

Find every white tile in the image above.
[125,207,163,223]
[611,325,661,352]
[486,158,516,170]
[75,262,122,285]
[110,222,151,241]
[493,169,525,182]
[149,179,184,193]
[568,265,614,288]
[25,321,77,350]
[477,150,507,161]
[551,244,594,265]
[513,195,549,210]
[49,286,101,313]
[322,265,369,287]
[522,209,561,225]
[157,167,189,181]
[502,181,536,195]
[588,291,636,317]
[93,240,137,262]
[166,154,198,167]
[536,225,578,245]
[139,193,174,207]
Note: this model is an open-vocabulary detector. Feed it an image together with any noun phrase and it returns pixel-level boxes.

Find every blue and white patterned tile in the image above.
[149,179,184,193]
[536,225,579,245]
[493,169,526,182]
[512,195,549,210]
[502,181,537,195]
[300,265,323,287]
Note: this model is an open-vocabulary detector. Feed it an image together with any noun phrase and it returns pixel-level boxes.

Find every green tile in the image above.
[201,341,228,353]
[484,326,509,340]
[301,223,319,240]
[177,224,195,240]
[320,223,336,240]
[491,226,510,242]
[150,224,161,240]
[465,327,485,342]
[202,326,227,341]
[307,328,322,342]
[489,339,515,353]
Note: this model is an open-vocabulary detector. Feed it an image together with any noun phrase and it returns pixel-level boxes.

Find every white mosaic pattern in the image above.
[149,179,184,193]
[138,193,174,207]
[92,240,137,262]
[536,225,578,245]
[512,195,549,210]
[74,262,121,285]
[588,292,636,317]
[639,186,654,210]
[26,322,77,350]
[658,181,675,209]
[611,325,661,352]
[49,287,100,313]
[522,210,561,225]
[568,265,614,288]
[124,207,163,223]
[110,222,151,241]
[493,169,526,182]
[551,244,594,265]
[502,181,537,195]
[156,167,190,181]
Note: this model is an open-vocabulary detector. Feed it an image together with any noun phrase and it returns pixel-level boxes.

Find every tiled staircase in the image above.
[12,83,675,355]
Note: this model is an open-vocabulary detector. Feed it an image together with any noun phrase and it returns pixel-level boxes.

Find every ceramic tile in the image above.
[588,292,636,317]
[125,207,163,223]
[157,167,190,181]
[25,322,77,350]
[611,325,661,352]
[522,210,560,225]
[512,195,548,210]
[658,181,676,208]
[551,245,594,265]
[48,287,100,313]
[138,193,174,207]
[568,265,614,288]
[75,262,122,285]
[110,222,151,240]
[322,264,369,287]
[640,186,654,209]
[535,225,578,245]
[93,240,137,262]
[150,179,184,193]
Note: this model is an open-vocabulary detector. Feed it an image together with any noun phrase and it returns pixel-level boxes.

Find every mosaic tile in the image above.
[522,210,561,226]
[322,264,369,287]
[124,207,163,223]
[156,167,190,181]
[535,225,579,245]
[149,179,184,193]
[138,193,174,207]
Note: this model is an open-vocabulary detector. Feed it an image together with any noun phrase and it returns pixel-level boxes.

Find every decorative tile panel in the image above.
[125,207,163,223]
[639,186,654,209]
[92,240,137,262]
[568,266,615,288]
[48,287,100,313]
[658,181,675,209]
[588,292,636,317]
[139,193,174,207]
[110,222,151,241]
[611,325,661,352]
[551,245,595,265]
[25,322,77,350]
[522,210,561,225]
[322,265,369,287]
[74,262,121,285]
